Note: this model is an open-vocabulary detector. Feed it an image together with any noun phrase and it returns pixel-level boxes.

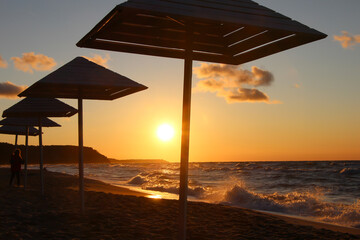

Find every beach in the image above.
[0,168,359,240]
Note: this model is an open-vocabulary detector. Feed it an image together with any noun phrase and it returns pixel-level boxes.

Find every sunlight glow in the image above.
[156,123,175,142]
[147,194,162,199]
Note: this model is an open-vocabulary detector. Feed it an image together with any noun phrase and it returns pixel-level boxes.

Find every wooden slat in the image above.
[234,33,326,64]
[160,0,291,20]
[127,10,242,38]
[229,30,291,55]
[77,6,119,48]
[199,0,291,20]
[117,13,229,37]
[82,39,236,64]
[116,12,185,31]
[224,26,267,46]
[123,0,318,33]
[101,24,225,47]
[96,28,226,54]
[108,12,225,40]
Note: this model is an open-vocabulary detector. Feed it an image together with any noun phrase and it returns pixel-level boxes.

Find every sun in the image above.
[156,123,175,142]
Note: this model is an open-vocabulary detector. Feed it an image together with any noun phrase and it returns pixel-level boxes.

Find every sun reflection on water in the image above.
[147,194,162,199]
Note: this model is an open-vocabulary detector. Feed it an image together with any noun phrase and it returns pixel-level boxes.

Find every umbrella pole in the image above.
[24,126,29,189]
[179,32,193,240]
[14,134,18,149]
[78,98,84,213]
[38,118,44,196]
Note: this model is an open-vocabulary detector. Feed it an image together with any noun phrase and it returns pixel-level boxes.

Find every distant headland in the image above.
[0,142,167,165]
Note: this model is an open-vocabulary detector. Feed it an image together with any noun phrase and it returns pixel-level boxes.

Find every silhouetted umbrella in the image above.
[0,117,60,189]
[19,56,148,211]
[0,125,39,136]
[76,1,327,238]
[2,98,77,195]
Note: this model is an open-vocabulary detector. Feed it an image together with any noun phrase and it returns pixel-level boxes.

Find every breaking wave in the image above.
[212,184,360,228]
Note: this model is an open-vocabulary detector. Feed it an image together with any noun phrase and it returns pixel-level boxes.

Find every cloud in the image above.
[194,63,278,104]
[0,55,8,68]
[83,54,110,68]
[218,88,270,103]
[11,52,56,73]
[0,81,27,99]
[334,31,360,49]
[194,64,274,87]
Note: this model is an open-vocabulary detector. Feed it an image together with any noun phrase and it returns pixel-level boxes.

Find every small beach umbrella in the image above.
[2,98,77,195]
[0,125,39,147]
[0,117,60,189]
[18,56,148,212]
[76,1,327,238]
[0,125,39,136]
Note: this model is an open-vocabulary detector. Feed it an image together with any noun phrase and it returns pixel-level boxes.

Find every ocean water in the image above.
[43,161,360,228]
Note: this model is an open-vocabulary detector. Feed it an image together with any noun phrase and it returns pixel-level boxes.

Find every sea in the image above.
[40,161,360,228]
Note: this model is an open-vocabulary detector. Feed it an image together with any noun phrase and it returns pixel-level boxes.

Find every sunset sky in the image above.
[0,0,359,162]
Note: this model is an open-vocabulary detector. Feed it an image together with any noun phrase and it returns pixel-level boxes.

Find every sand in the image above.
[0,168,359,240]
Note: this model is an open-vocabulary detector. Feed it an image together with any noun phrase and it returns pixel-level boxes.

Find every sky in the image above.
[0,0,359,162]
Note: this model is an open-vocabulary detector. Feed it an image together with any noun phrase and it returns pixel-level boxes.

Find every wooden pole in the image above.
[78,98,84,213]
[14,134,18,149]
[38,118,44,196]
[178,29,193,240]
[24,126,29,189]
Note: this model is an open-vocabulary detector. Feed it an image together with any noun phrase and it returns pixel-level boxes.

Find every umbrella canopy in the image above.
[19,57,148,100]
[0,125,39,136]
[2,98,77,118]
[76,0,326,64]
[0,117,61,127]
[76,0,327,238]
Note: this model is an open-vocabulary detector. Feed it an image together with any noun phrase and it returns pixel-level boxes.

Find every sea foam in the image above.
[214,184,360,228]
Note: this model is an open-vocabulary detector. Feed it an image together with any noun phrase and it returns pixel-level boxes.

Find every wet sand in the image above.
[0,168,359,239]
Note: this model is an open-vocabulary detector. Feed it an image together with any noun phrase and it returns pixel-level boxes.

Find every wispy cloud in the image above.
[0,81,27,99]
[334,31,360,49]
[0,55,8,68]
[11,52,56,73]
[83,54,110,68]
[194,63,279,104]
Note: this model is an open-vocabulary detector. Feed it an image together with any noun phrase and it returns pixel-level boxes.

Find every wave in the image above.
[128,175,148,185]
[212,184,360,228]
[339,168,360,175]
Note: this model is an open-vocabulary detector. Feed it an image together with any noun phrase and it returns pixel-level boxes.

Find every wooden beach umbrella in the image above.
[2,98,77,195]
[18,56,148,212]
[0,125,39,136]
[76,0,327,238]
[0,117,60,189]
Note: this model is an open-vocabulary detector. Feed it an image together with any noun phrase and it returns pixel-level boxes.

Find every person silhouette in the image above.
[9,149,24,187]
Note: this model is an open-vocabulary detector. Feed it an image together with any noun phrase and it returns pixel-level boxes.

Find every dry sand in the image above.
[0,168,359,240]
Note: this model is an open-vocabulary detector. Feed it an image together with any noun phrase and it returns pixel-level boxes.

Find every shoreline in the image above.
[256,210,360,236]
[47,167,360,234]
[1,168,359,239]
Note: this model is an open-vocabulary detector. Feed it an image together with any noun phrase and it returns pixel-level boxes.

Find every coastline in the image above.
[0,168,359,239]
